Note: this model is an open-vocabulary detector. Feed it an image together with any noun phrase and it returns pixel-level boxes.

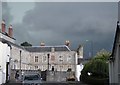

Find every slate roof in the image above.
[0,37,27,50]
[0,32,71,52]
[0,33,71,52]
[25,45,71,52]
[0,31,16,40]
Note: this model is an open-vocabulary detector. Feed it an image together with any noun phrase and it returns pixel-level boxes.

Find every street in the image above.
[4,81,89,85]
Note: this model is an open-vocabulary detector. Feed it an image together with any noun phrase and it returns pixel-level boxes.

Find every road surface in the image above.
[3,81,89,85]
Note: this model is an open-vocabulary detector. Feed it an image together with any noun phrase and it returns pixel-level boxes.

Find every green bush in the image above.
[80,49,110,84]
[80,74,109,85]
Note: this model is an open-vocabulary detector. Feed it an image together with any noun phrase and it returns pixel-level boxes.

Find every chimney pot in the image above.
[1,20,6,33]
[8,24,13,37]
[65,40,70,46]
[40,42,45,46]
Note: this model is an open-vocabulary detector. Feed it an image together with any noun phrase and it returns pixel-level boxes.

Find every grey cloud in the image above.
[2,2,13,26]
[11,2,117,56]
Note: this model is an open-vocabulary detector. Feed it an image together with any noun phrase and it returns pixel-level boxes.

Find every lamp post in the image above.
[20,50,22,76]
[59,59,63,71]
[86,40,93,57]
[47,53,50,71]
[59,59,63,81]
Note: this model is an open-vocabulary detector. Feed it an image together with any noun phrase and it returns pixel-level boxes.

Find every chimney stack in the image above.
[40,42,45,46]
[8,25,13,37]
[1,20,6,33]
[65,40,70,46]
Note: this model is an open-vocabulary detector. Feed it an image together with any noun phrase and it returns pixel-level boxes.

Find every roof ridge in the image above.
[26,45,67,48]
[25,45,71,52]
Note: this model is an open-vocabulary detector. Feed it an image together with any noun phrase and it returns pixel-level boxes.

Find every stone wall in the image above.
[11,44,76,72]
[46,71,75,82]
[30,51,76,72]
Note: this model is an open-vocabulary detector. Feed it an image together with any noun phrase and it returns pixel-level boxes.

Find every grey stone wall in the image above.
[46,71,75,82]
[29,51,76,71]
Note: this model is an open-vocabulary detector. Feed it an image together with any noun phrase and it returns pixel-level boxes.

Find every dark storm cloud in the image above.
[2,2,13,25]
[12,2,117,56]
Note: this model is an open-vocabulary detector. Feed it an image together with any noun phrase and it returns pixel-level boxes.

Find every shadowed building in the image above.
[109,21,120,84]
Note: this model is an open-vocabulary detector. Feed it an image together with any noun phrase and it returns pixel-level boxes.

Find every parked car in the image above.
[22,73,41,85]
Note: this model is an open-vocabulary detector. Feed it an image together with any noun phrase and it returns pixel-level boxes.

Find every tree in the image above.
[20,41,32,47]
[93,49,110,60]
[80,49,111,84]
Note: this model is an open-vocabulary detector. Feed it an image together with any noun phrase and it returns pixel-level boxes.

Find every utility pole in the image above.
[20,50,22,76]
[47,53,50,71]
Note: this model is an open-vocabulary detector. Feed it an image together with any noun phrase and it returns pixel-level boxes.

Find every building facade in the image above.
[25,46,76,71]
[0,20,83,83]
[10,44,77,72]
[0,20,13,84]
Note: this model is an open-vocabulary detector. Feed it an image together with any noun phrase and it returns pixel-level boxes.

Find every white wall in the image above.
[0,42,10,84]
[0,42,3,84]
[0,0,2,31]
[76,64,84,81]
[0,2,1,32]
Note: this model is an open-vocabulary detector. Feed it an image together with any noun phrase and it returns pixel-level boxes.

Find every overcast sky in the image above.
[2,2,118,57]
